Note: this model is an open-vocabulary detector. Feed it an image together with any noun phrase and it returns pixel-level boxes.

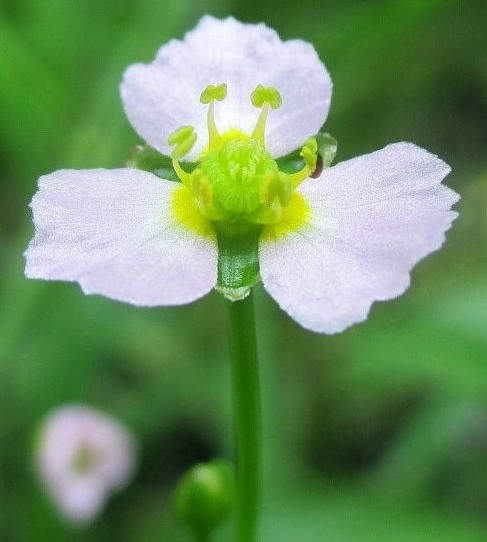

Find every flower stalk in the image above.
[227,291,261,542]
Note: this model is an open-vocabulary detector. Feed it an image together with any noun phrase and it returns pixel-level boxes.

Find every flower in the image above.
[24,16,459,334]
[35,405,137,524]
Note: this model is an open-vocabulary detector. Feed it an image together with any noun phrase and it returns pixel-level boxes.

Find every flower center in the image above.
[169,83,318,232]
[72,442,98,474]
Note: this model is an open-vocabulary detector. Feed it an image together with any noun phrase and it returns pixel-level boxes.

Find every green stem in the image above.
[227,291,261,542]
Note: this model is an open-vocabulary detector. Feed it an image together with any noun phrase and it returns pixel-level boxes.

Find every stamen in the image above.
[282,137,319,189]
[277,174,292,207]
[190,169,220,220]
[172,160,192,187]
[252,200,283,225]
[191,169,213,208]
[168,126,196,186]
[200,83,227,152]
[250,85,282,146]
[259,173,278,206]
[300,137,318,172]
[250,85,282,109]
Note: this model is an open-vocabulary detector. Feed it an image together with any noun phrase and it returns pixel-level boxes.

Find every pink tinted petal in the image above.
[260,143,459,334]
[25,168,217,305]
[121,15,331,160]
[52,477,107,524]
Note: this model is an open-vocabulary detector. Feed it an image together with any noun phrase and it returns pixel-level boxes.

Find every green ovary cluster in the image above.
[169,83,318,233]
[198,137,278,222]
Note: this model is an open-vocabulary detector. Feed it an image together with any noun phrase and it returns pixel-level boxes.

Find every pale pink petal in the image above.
[260,143,459,334]
[52,478,106,524]
[121,15,331,160]
[25,168,218,306]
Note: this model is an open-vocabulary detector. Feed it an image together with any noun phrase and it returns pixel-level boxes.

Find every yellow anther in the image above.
[168,126,197,160]
[260,173,278,206]
[168,125,194,146]
[251,201,283,225]
[190,169,222,220]
[304,137,318,154]
[191,169,203,195]
[250,85,282,109]
[199,177,213,209]
[277,174,292,207]
[190,169,212,206]
[300,137,319,174]
[282,138,320,190]
[200,83,227,104]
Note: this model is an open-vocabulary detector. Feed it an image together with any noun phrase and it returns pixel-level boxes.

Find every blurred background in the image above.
[1,0,486,540]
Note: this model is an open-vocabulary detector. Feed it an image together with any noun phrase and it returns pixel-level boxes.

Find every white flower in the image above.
[24,16,459,334]
[36,405,137,524]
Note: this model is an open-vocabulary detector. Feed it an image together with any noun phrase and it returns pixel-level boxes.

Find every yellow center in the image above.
[169,83,317,240]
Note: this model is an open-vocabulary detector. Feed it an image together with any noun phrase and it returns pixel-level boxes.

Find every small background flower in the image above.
[35,405,138,524]
[1,1,487,542]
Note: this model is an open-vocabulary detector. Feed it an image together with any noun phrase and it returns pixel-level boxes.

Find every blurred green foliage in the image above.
[1,0,487,540]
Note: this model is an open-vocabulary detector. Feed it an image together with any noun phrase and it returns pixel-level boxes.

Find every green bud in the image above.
[175,459,234,538]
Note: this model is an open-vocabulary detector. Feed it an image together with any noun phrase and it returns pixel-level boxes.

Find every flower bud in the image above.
[175,459,233,537]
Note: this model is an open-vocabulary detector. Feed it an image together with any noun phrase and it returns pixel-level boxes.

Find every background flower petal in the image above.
[52,477,107,524]
[25,169,218,305]
[121,15,331,160]
[259,143,459,334]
